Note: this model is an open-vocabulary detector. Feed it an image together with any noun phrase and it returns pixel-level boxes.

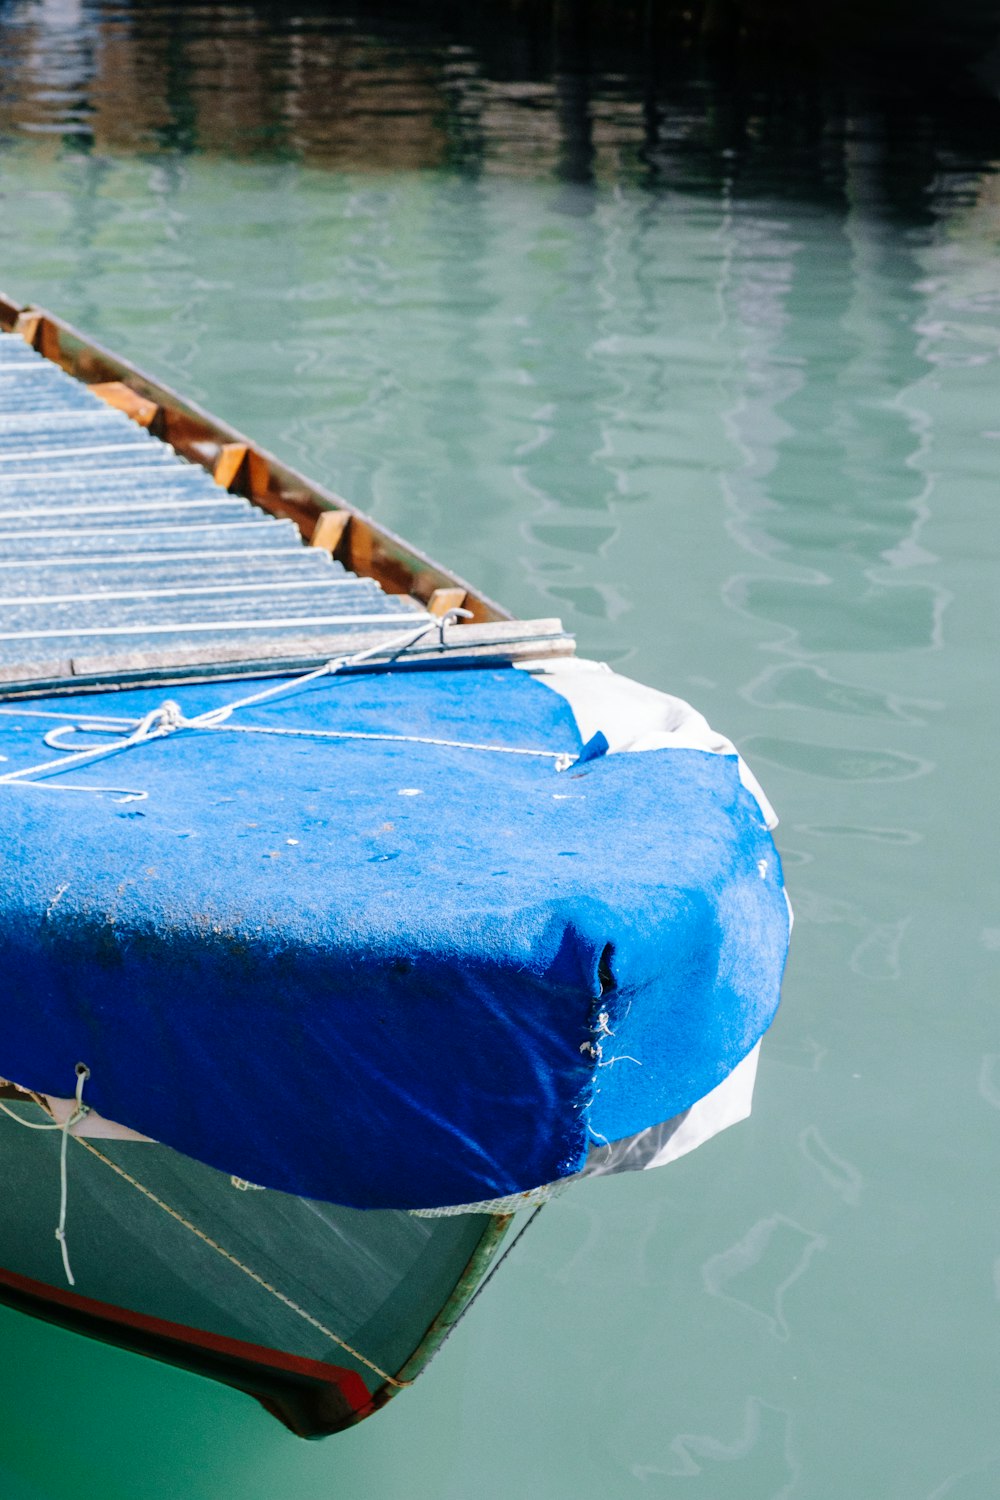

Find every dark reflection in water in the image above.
[1,0,1000,209]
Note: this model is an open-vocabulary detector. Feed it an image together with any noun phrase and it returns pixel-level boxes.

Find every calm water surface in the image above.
[1,3,999,1496]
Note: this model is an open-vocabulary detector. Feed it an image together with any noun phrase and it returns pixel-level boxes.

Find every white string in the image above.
[0,618,439,791]
[175,722,571,758]
[0,1072,404,1381]
[42,719,569,758]
[0,613,578,794]
[0,1097,70,1130]
[0,1065,90,1287]
[0,702,181,789]
[56,1065,90,1286]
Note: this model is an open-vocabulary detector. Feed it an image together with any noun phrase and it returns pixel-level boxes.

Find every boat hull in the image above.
[0,1090,508,1437]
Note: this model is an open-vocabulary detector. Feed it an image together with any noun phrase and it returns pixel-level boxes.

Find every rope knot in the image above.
[155,700,184,733]
[129,699,185,745]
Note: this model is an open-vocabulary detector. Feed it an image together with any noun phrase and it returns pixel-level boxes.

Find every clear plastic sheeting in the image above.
[522,657,779,830]
[410,1043,761,1215]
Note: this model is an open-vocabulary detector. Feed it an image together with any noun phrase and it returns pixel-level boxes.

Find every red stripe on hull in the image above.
[0,1264,372,1411]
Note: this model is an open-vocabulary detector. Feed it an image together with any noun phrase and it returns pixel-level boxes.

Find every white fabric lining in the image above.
[519,655,778,830]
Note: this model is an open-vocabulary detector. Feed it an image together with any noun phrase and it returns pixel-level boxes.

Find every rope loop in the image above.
[0,1063,89,1286]
[0,611,578,798]
[53,1062,90,1285]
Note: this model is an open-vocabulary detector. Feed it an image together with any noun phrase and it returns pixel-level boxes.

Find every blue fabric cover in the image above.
[0,666,789,1209]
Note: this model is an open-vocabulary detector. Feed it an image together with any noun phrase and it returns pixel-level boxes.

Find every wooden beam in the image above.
[310,510,351,553]
[14,311,41,347]
[343,514,375,579]
[61,620,574,683]
[246,449,273,501]
[427,587,468,618]
[90,381,159,429]
[213,442,248,491]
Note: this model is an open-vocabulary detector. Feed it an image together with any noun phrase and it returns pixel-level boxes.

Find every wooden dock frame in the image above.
[0,293,509,627]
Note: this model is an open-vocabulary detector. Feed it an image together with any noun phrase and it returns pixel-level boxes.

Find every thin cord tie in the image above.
[0,611,578,797]
[0,617,445,794]
[0,1065,90,1285]
[55,1062,90,1287]
[0,698,183,790]
[73,1136,409,1387]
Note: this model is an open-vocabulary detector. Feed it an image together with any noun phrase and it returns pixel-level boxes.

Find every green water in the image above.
[2,3,1000,1495]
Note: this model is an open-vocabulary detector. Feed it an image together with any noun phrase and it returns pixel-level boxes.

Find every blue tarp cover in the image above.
[0,665,789,1209]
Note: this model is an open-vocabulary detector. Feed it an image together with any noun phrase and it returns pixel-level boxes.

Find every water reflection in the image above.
[798,1125,862,1205]
[736,735,934,782]
[701,1213,827,1342]
[632,1397,799,1493]
[927,1457,1000,1500]
[1,0,1000,203]
[743,662,939,723]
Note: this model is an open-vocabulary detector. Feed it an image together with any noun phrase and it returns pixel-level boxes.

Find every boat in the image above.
[0,293,791,1437]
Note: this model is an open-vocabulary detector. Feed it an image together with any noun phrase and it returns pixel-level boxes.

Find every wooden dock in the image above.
[0,299,572,696]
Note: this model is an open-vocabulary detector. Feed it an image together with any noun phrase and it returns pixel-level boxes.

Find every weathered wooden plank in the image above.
[0,620,572,696]
[90,382,159,429]
[310,510,351,553]
[427,587,468,617]
[68,619,571,674]
[213,442,248,490]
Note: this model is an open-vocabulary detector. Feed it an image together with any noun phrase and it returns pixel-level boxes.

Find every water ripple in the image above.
[738,735,934,783]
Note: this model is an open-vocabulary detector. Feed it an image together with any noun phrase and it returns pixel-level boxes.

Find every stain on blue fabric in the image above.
[0,664,789,1209]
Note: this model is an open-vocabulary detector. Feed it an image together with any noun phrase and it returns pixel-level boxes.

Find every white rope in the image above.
[0,1064,90,1287]
[161,613,452,726]
[0,618,437,790]
[0,612,578,795]
[0,1097,72,1130]
[56,1065,90,1286]
[0,702,183,788]
[72,1135,407,1386]
[173,722,571,758]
